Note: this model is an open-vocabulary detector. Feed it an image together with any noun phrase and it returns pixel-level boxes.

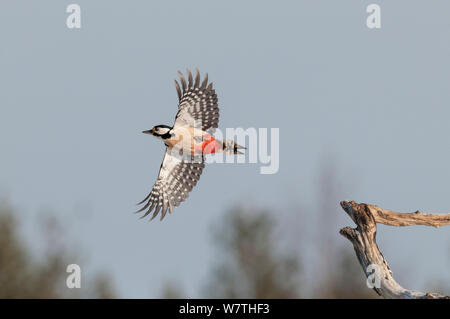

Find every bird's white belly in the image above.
[165,126,208,155]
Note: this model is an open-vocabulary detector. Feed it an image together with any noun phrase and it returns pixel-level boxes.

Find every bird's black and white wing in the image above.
[137,149,205,221]
[173,69,219,133]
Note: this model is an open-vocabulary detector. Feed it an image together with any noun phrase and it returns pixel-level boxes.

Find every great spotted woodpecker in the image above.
[137,69,244,221]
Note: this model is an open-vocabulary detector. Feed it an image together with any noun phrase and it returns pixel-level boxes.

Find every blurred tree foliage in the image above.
[0,200,117,298]
[204,208,301,298]
[159,280,185,299]
[199,206,376,299]
[197,162,378,299]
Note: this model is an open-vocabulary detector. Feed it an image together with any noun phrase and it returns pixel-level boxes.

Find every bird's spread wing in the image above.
[137,149,205,221]
[173,69,219,133]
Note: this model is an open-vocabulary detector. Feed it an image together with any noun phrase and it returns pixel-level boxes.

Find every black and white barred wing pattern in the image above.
[173,69,219,133]
[137,149,205,221]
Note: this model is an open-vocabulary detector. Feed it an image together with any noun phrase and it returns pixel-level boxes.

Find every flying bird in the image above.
[137,69,244,221]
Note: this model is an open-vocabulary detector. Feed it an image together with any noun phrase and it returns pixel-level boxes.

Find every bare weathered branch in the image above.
[348,201,450,228]
[339,200,449,299]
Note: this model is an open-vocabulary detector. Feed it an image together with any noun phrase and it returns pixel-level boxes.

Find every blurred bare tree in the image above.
[159,280,185,299]
[314,249,376,298]
[311,160,377,298]
[0,199,117,298]
[204,208,301,298]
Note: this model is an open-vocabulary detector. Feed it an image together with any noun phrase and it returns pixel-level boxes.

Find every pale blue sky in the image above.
[1,1,449,297]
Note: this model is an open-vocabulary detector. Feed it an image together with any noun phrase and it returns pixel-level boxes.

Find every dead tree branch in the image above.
[339,200,450,299]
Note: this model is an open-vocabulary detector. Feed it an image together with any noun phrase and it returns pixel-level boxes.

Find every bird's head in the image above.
[143,125,173,139]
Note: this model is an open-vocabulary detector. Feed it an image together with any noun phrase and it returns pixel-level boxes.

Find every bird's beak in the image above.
[142,129,153,135]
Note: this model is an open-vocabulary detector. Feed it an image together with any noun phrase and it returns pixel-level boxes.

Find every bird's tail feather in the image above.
[222,140,246,155]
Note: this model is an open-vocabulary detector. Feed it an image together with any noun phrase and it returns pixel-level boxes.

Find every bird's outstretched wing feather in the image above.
[137,149,205,221]
[173,69,219,133]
